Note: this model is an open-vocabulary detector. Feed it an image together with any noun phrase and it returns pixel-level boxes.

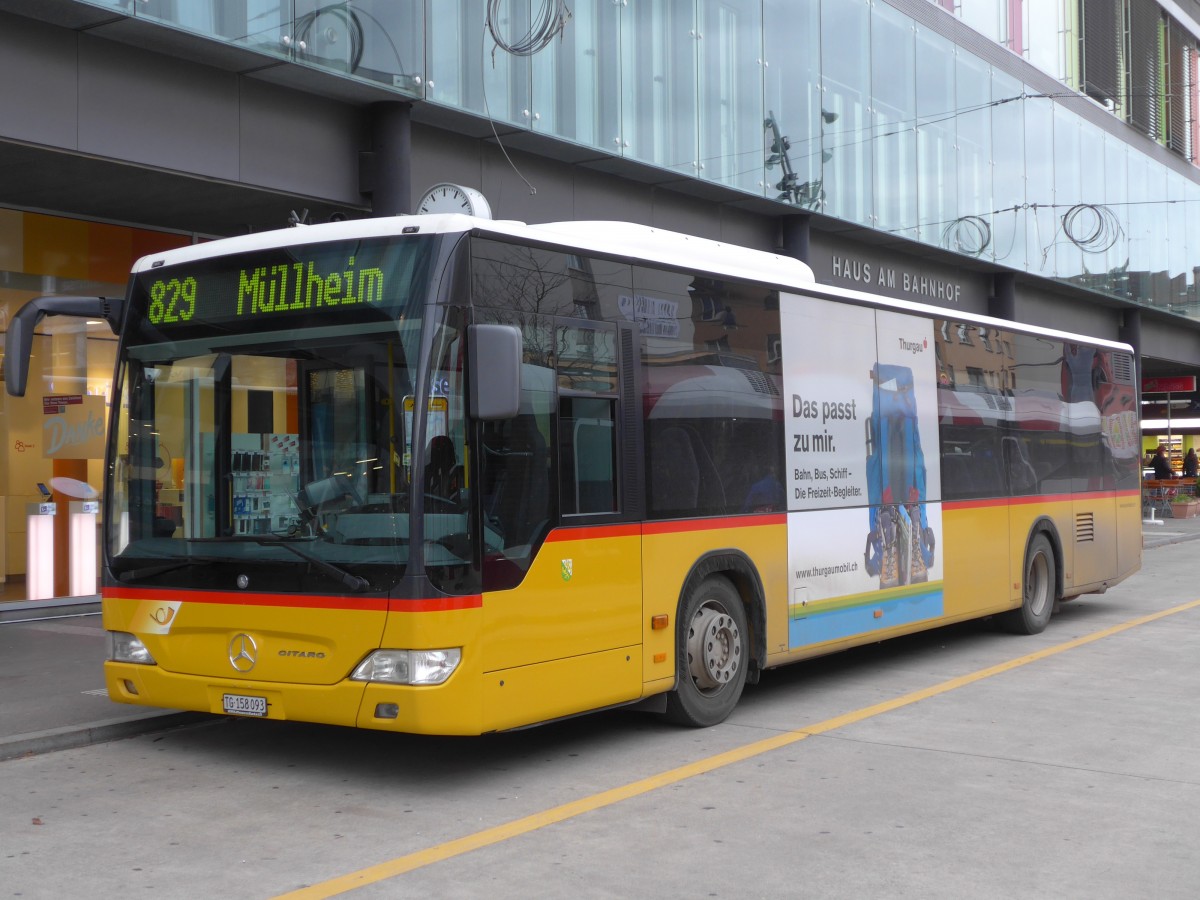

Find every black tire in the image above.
[664,575,749,727]
[999,533,1056,635]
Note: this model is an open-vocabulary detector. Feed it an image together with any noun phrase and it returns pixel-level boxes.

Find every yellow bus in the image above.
[6,215,1142,733]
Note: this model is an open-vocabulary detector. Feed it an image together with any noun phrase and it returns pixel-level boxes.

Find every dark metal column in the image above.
[989,272,1016,321]
[780,214,811,263]
[1120,306,1143,392]
[362,101,412,216]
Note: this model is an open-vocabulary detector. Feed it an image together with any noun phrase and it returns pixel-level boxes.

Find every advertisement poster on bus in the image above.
[779,294,944,649]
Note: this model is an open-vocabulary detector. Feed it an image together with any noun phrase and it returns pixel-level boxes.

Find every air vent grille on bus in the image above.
[741,369,779,395]
[1111,353,1134,384]
[982,391,1012,412]
[1075,512,1096,543]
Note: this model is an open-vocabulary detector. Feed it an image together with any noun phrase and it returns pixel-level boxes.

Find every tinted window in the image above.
[637,266,784,519]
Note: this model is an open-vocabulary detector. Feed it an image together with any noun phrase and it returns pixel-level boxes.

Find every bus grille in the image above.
[1112,353,1134,384]
[1075,512,1096,543]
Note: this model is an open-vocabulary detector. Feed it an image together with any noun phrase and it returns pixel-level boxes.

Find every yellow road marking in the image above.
[275,598,1200,899]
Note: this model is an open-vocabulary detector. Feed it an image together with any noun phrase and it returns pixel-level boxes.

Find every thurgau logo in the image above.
[898,337,927,355]
[561,559,574,582]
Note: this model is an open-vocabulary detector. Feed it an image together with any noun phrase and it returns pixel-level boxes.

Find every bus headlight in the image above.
[350,649,461,685]
[107,631,156,665]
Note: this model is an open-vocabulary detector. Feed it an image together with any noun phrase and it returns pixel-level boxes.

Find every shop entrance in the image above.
[0,208,190,605]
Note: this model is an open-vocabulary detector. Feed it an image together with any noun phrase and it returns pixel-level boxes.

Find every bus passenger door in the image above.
[479,320,643,730]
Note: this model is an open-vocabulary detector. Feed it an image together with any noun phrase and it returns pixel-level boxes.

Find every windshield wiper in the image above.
[225,536,370,593]
[112,557,223,582]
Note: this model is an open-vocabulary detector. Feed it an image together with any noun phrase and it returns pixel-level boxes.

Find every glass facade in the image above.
[62,0,1200,320]
[0,209,191,602]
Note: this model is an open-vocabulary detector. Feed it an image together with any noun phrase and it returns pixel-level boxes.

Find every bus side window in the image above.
[481,414,553,591]
[651,426,700,512]
[1002,435,1039,495]
[940,451,973,499]
[559,396,617,515]
[646,421,726,517]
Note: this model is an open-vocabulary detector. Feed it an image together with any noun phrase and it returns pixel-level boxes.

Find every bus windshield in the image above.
[106,235,442,594]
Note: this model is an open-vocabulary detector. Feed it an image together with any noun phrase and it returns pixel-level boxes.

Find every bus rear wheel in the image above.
[664,576,749,727]
[1000,533,1056,635]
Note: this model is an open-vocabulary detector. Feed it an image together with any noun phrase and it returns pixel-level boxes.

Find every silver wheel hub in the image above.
[1026,552,1050,615]
[687,604,742,692]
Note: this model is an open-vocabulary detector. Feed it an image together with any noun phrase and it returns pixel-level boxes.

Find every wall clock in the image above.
[415,183,492,218]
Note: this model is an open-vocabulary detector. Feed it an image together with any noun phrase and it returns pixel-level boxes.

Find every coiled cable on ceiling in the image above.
[295,4,365,72]
[942,215,992,257]
[486,0,571,57]
[1061,203,1123,254]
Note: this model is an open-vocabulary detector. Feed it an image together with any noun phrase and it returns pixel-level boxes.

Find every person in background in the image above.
[1152,445,1175,480]
[1184,447,1198,478]
[424,435,460,499]
[742,462,786,513]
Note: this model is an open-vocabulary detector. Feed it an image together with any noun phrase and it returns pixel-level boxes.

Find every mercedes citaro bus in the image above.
[5,214,1141,734]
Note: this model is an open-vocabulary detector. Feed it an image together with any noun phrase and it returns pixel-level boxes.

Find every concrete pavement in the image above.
[0,605,200,761]
[1141,501,1200,548]
[3,510,1199,761]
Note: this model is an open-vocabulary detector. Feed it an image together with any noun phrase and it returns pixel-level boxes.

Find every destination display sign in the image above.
[133,236,434,333]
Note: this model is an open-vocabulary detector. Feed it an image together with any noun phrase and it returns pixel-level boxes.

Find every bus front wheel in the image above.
[664,576,749,727]
[1000,533,1056,635]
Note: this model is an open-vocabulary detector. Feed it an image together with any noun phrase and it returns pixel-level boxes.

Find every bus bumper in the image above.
[104,661,486,735]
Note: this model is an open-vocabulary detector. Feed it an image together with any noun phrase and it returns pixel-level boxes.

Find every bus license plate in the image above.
[222,693,268,717]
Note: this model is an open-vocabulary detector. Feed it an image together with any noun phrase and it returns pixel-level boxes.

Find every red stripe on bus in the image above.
[943,489,1140,512]
[101,587,388,611]
[545,523,642,542]
[543,518,785,542]
[643,514,787,535]
[388,596,482,612]
[100,586,479,613]
[638,493,1138,524]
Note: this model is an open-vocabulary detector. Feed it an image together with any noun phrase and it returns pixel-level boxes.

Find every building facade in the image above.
[2,0,1200,602]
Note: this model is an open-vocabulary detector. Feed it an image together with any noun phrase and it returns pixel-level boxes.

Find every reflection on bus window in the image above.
[560,397,617,515]
[638,269,785,519]
[935,323,1139,500]
[480,407,554,591]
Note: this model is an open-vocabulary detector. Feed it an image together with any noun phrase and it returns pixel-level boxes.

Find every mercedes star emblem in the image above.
[228,633,258,673]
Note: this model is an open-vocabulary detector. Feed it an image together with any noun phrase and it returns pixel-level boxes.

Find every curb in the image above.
[0,710,209,762]
[0,596,100,624]
[1143,526,1200,550]
[1146,535,1200,549]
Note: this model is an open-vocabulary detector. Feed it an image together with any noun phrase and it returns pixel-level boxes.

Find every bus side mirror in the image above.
[468,324,521,420]
[297,474,362,514]
[4,296,123,397]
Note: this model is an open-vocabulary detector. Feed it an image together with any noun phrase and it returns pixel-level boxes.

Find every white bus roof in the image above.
[132,214,815,286]
[132,214,1132,354]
